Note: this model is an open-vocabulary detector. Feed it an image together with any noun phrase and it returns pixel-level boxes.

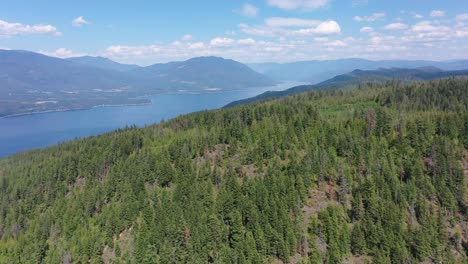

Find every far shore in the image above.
[0,101,153,119]
[0,82,298,120]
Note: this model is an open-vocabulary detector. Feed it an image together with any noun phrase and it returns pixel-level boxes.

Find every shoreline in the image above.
[0,101,153,119]
[0,82,300,119]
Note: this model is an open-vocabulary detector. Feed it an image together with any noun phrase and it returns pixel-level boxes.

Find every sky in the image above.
[0,0,467,65]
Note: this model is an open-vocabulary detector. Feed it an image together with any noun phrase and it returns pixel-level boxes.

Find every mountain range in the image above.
[0,50,274,117]
[225,67,468,108]
[0,78,466,263]
[249,58,468,83]
[66,56,140,72]
[2,49,468,117]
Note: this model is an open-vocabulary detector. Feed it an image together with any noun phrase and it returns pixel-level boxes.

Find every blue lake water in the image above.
[0,82,304,158]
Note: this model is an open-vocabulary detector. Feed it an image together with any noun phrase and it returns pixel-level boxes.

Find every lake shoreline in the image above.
[0,83,295,120]
[0,81,305,158]
[0,101,153,119]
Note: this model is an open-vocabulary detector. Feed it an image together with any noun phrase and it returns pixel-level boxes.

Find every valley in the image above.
[1,2,468,262]
[0,50,275,117]
[0,79,466,263]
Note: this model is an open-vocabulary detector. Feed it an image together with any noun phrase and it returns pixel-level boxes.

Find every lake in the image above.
[0,82,304,158]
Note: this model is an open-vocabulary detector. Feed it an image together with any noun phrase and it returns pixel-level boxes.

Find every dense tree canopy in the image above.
[0,79,467,263]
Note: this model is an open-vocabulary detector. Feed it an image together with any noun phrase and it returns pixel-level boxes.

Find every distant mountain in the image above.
[0,50,142,93]
[0,50,275,117]
[249,59,468,83]
[225,67,468,107]
[0,50,274,94]
[134,56,275,90]
[67,56,140,72]
[0,49,155,117]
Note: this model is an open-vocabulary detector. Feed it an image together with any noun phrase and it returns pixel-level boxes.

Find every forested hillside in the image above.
[0,79,467,263]
[225,68,468,108]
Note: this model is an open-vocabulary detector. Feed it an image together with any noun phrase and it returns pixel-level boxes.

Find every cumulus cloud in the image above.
[210,37,235,46]
[411,21,449,33]
[326,40,347,47]
[265,17,321,27]
[100,13,468,64]
[414,14,423,19]
[0,19,60,38]
[353,13,386,22]
[267,0,329,10]
[237,38,256,45]
[106,45,160,57]
[39,48,85,58]
[188,42,205,49]
[314,37,329,42]
[181,34,193,41]
[72,16,90,27]
[456,13,468,21]
[430,10,445,17]
[239,19,341,37]
[360,26,374,33]
[304,20,341,34]
[384,23,408,30]
[240,4,259,17]
[238,23,276,37]
[456,30,468,37]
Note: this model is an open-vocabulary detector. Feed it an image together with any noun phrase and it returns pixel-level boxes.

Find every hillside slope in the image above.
[225,67,468,108]
[133,56,275,90]
[66,56,141,72]
[249,58,468,83]
[0,50,274,117]
[0,79,467,263]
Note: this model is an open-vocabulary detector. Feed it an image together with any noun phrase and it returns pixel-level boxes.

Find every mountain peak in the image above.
[66,55,140,71]
[136,55,274,89]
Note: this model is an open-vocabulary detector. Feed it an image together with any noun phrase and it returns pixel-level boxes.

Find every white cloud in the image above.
[384,23,408,30]
[240,4,259,17]
[0,19,60,38]
[39,48,85,58]
[72,16,90,27]
[456,30,468,37]
[360,26,374,33]
[239,19,341,37]
[414,14,423,19]
[311,20,341,34]
[265,17,321,27]
[237,38,256,45]
[411,21,449,33]
[106,45,160,57]
[430,10,445,17]
[456,13,468,21]
[210,37,235,46]
[267,0,329,10]
[101,15,468,64]
[188,42,205,49]
[353,12,386,22]
[326,40,347,47]
[293,20,341,35]
[181,34,193,41]
[238,23,276,37]
[314,37,329,42]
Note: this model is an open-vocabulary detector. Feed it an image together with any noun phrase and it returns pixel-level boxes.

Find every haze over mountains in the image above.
[225,67,468,107]
[1,48,468,117]
[0,50,274,117]
[66,56,140,72]
[249,59,468,83]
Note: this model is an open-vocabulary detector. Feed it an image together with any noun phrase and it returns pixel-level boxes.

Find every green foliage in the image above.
[0,79,466,263]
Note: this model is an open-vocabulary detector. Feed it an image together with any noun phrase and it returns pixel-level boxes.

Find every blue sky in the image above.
[1,0,467,65]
